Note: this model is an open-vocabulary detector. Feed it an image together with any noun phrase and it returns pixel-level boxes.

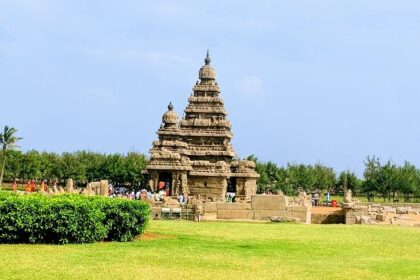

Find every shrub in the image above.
[0,192,150,244]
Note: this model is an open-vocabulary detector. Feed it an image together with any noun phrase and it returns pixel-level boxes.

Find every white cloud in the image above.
[236,76,264,96]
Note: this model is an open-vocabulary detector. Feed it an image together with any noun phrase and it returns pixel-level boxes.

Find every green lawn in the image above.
[0,221,419,280]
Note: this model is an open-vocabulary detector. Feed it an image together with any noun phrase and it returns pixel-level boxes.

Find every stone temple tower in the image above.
[146,51,259,201]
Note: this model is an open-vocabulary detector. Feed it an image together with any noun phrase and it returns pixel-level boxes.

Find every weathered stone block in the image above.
[342,202,354,209]
[376,213,386,222]
[151,207,161,219]
[396,207,408,214]
[271,216,299,223]
[346,216,356,224]
[289,211,310,223]
[253,210,288,220]
[251,195,288,210]
[203,202,217,213]
[100,180,109,196]
[217,210,253,220]
[383,208,397,214]
[202,213,217,221]
[287,206,308,212]
[217,203,251,210]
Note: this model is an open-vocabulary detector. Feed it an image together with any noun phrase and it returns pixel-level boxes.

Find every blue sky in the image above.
[0,1,419,175]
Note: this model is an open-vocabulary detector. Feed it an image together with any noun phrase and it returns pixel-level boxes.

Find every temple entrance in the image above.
[227,177,237,194]
[158,172,172,196]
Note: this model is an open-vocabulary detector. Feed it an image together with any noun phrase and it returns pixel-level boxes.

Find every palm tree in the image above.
[0,126,22,188]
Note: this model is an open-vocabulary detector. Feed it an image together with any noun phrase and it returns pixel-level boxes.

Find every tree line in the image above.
[1,126,419,201]
[1,150,148,188]
[247,155,420,202]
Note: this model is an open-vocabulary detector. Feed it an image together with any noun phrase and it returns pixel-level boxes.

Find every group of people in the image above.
[11,180,58,193]
[108,187,178,203]
[109,187,190,205]
[311,192,331,206]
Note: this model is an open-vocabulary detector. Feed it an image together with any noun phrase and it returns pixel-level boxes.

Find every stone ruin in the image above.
[40,179,109,197]
[145,51,259,202]
[343,189,420,227]
[151,193,312,224]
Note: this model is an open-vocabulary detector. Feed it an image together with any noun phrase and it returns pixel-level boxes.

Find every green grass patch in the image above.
[0,221,419,279]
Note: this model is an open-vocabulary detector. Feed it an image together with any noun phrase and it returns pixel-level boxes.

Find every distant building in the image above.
[145,52,259,201]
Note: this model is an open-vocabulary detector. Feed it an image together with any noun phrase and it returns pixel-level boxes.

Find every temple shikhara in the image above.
[145,52,259,201]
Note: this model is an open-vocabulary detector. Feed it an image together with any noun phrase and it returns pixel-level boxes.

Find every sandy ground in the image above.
[311,206,343,215]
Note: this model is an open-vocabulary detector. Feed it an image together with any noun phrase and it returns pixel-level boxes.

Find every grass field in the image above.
[0,221,419,280]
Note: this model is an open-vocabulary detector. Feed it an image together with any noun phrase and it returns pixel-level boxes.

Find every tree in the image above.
[0,126,22,188]
[21,150,42,182]
[123,152,147,187]
[336,170,361,194]
[362,156,381,197]
[312,163,336,192]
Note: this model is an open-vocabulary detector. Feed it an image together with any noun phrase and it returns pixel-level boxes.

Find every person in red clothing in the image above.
[25,180,31,192]
[30,180,36,192]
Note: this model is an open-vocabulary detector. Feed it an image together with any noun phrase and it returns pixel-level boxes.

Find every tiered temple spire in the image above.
[146,52,259,201]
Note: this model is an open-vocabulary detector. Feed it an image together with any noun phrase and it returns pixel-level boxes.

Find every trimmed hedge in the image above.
[0,192,150,244]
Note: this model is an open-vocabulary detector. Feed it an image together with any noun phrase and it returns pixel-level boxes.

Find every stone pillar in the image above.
[100,180,109,196]
[181,173,189,195]
[148,178,154,191]
[66,178,74,193]
[244,178,257,200]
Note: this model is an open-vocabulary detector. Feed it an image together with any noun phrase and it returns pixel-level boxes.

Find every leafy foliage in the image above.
[0,192,150,244]
[3,150,148,187]
[248,155,419,201]
[0,126,22,188]
[362,156,420,201]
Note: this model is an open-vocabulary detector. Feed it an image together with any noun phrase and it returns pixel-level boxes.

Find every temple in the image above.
[145,51,259,201]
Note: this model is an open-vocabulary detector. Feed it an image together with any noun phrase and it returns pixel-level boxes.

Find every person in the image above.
[154,192,160,201]
[314,193,320,206]
[12,180,17,192]
[158,189,165,201]
[25,180,31,192]
[40,181,46,192]
[177,193,184,204]
[30,180,36,192]
[147,190,153,200]
[135,190,141,200]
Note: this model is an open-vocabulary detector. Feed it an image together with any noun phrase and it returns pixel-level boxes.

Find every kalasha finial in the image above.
[168,102,174,110]
[204,49,211,65]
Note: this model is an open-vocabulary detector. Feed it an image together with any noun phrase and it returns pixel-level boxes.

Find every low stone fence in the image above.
[201,195,311,223]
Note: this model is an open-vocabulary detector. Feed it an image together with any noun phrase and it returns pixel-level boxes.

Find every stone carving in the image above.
[66,178,74,193]
[344,189,353,203]
[145,52,259,200]
[294,191,311,207]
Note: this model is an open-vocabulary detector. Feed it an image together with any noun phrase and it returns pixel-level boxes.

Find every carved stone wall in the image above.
[201,195,311,223]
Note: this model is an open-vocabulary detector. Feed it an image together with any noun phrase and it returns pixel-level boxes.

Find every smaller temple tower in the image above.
[146,52,259,201]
